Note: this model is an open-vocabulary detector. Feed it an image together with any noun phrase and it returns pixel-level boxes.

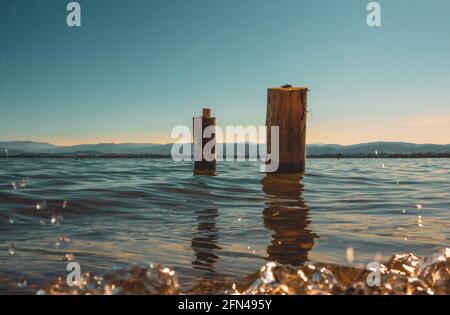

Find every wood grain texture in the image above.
[266,87,308,173]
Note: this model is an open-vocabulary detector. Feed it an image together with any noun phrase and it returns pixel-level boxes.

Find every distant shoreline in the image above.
[2,141,450,159]
[1,153,449,159]
[307,153,450,158]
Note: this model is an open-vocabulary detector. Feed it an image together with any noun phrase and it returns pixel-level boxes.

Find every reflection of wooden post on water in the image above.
[191,207,221,272]
[261,174,317,266]
[193,108,216,176]
[266,85,309,173]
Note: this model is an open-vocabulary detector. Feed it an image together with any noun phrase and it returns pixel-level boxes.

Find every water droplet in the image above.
[402,210,406,214]
[64,253,75,261]
[19,178,28,188]
[8,244,15,255]
[62,200,68,209]
[346,247,354,264]
[417,215,423,227]
[8,217,15,224]
[55,235,70,247]
[36,201,47,211]
[11,182,17,190]
[17,279,27,288]
[59,236,70,243]
[51,214,63,225]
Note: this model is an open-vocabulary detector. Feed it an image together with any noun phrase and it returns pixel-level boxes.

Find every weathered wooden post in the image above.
[193,108,216,176]
[266,85,309,173]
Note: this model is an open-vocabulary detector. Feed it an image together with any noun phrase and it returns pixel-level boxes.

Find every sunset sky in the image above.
[1,0,449,145]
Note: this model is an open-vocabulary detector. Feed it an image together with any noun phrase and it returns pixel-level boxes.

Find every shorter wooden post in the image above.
[193,108,216,176]
[266,85,309,173]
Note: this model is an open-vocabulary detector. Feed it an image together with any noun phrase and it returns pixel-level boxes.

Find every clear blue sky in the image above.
[1,0,449,145]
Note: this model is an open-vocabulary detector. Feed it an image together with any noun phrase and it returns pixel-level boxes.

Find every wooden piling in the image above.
[266,85,309,173]
[193,108,216,176]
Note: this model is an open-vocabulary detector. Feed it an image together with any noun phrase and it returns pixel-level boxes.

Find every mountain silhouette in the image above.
[1,141,449,157]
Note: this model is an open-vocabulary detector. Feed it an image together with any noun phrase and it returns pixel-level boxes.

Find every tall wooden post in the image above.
[266,85,309,173]
[193,108,216,176]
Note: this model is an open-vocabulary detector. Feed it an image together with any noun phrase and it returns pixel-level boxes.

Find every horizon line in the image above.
[1,139,449,147]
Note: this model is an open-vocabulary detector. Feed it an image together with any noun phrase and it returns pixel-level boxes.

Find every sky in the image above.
[0,0,449,145]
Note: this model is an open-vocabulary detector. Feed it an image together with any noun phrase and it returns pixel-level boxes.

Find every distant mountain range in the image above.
[1,141,449,157]
[306,142,450,155]
[0,141,58,154]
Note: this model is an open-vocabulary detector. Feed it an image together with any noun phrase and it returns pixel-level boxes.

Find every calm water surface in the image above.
[0,158,449,293]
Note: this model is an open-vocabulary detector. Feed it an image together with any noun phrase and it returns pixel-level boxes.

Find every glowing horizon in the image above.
[1,0,450,146]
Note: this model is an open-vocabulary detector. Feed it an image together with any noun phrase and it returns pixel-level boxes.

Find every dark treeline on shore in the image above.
[308,153,450,158]
[1,153,173,159]
[1,153,449,159]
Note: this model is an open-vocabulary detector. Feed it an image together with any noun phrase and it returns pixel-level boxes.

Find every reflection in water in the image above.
[191,207,221,272]
[261,174,318,266]
[2,157,449,294]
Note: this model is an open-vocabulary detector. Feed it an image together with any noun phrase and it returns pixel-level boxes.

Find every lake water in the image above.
[0,158,449,294]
